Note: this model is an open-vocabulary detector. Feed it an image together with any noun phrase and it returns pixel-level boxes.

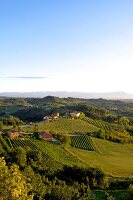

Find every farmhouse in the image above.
[52,112,60,119]
[8,130,19,139]
[43,112,60,122]
[43,115,53,122]
[39,131,54,141]
[69,111,81,118]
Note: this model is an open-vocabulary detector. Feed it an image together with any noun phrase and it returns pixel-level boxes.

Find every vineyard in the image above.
[31,139,83,166]
[70,135,96,151]
[9,138,83,169]
[36,118,99,133]
[10,138,62,171]
[83,116,124,132]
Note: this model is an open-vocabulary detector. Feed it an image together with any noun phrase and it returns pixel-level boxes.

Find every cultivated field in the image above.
[37,118,99,133]
[67,137,133,177]
[83,116,124,132]
[10,138,83,169]
[70,135,96,151]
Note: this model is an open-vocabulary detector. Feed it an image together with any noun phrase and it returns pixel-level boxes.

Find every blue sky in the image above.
[0,0,133,92]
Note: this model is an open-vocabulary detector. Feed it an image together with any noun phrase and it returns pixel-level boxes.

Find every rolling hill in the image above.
[33,118,99,134]
[67,137,133,177]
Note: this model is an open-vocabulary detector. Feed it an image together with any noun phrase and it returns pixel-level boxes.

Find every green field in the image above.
[35,118,99,133]
[67,137,133,177]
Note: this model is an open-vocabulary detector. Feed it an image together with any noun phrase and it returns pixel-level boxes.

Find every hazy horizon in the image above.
[0,0,133,93]
[1,90,133,100]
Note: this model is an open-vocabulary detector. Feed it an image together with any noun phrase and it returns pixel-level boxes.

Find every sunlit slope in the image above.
[10,139,84,169]
[70,135,96,151]
[83,116,125,132]
[38,118,99,133]
[67,137,133,177]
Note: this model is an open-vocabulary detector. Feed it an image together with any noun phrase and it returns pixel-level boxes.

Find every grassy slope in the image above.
[67,137,133,177]
[37,118,99,133]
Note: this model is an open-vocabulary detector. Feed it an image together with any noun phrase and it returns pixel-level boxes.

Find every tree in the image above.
[0,157,9,199]
[8,164,33,200]
[95,168,109,189]
[79,112,85,119]
[97,129,105,139]
[32,173,46,199]
[0,121,3,132]
[34,123,38,133]
[47,183,80,200]
[0,157,33,200]
[0,145,5,156]
[14,147,27,168]
[128,184,133,200]
[33,124,39,139]
[29,150,43,163]
[119,117,129,128]
[107,196,115,200]
[62,135,71,147]
[8,115,16,127]
[24,166,46,199]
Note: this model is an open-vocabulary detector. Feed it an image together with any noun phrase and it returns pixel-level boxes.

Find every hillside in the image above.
[67,137,133,177]
[1,96,133,179]
[34,118,99,134]
[1,96,133,121]
[9,133,133,177]
[9,138,83,171]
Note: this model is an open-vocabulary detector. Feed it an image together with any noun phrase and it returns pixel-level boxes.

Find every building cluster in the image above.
[43,111,81,121]
[8,111,81,141]
[43,112,60,122]
[69,111,81,118]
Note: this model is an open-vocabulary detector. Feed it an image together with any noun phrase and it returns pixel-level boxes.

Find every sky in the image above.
[0,0,133,93]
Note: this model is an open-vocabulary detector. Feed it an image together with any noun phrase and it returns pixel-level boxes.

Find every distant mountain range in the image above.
[0,91,133,100]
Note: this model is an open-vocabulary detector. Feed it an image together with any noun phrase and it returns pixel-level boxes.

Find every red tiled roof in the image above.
[10,130,18,134]
[11,130,18,132]
[39,132,53,138]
